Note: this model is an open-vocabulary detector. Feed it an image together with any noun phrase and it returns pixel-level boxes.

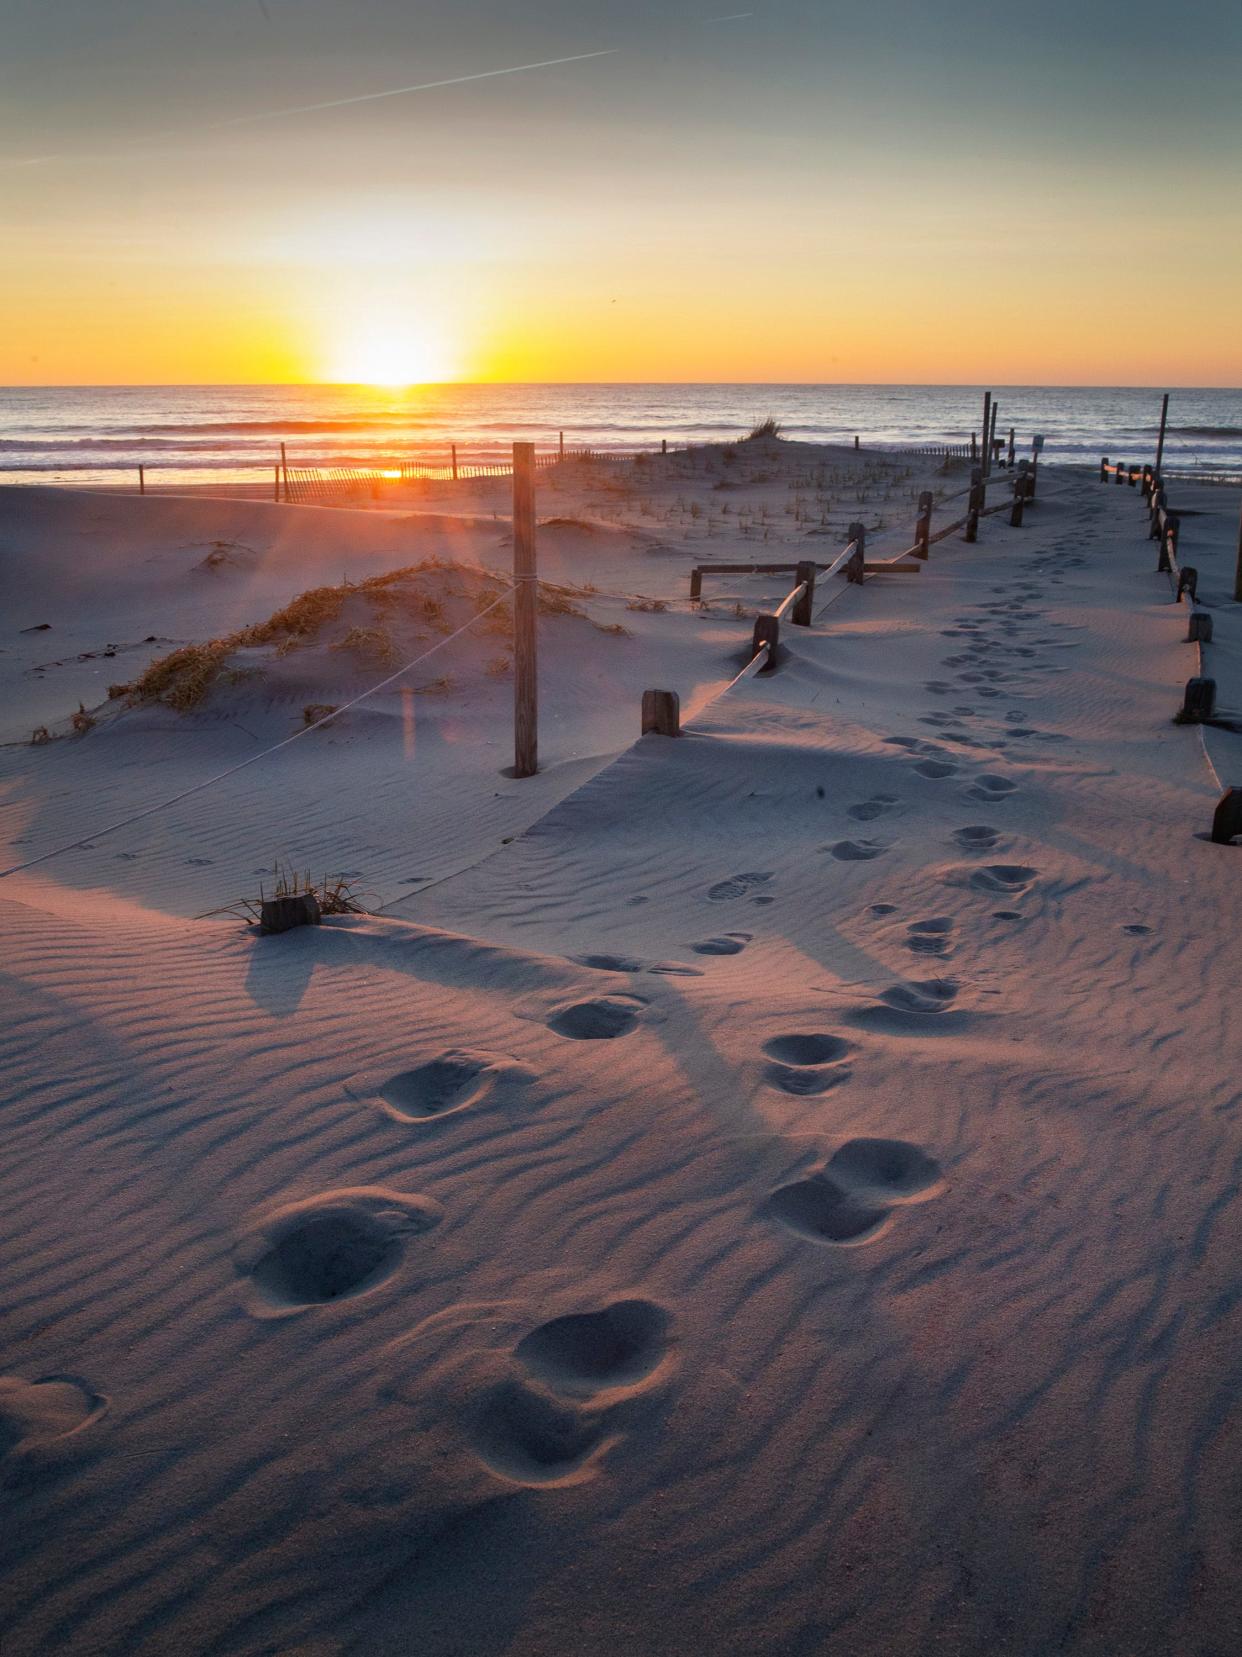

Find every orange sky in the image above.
[3,3,1240,386]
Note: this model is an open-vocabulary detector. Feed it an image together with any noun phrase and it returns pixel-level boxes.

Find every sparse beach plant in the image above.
[747,417,783,440]
[71,703,96,734]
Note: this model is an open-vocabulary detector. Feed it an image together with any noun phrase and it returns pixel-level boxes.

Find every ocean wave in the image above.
[1171,425,1242,439]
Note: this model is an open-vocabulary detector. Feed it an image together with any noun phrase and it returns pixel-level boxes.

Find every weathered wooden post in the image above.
[641,689,680,736]
[971,431,978,462]
[853,434,860,450]
[1181,677,1215,722]
[988,400,999,469]
[1188,609,1213,642]
[914,490,933,558]
[138,465,145,496]
[1100,456,1109,483]
[1140,463,1152,501]
[752,613,780,670]
[273,464,280,502]
[965,469,982,542]
[1009,470,1026,527]
[792,560,816,625]
[1007,426,1016,468]
[661,438,668,456]
[1234,499,1242,602]
[1115,459,1126,485]
[280,442,289,501]
[512,441,538,778]
[1176,566,1198,603]
[559,430,565,461]
[689,567,703,601]
[1150,485,1166,540]
[451,443,459,481]
[1154,392,1169,480]
[986,394,1000,480]
[1211,787,1242,844]
[847,520,866,581]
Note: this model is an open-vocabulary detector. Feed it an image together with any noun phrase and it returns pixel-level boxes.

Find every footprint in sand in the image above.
[763,1137,943,1247]
[470,1298,673,1487]
[825,839,889,861]
[906,916,955,956]
[848,795,900,822]
[690,932,751,955]
[236,1188,441,1316]
[952,824,1001,851]
[353,1050,528,1123]
[965,773,1017,802]
[883,735,923,749]
[0,1375,108,1460]
[969,864,1036,894]
[914,759,958,779]
[763,1031,856,1095]
[1123,923,1153,936]
[868,902,898,916]
[548,995,647,1040]
[877,978,960,1015]
[708,871,773,901]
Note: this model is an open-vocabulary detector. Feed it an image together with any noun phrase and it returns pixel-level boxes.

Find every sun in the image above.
[329,320,456,386]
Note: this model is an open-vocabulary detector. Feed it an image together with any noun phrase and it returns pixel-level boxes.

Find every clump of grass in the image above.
[130,640,234,710]
[747,417,783,441]
[302,702,338,726]
[202,864,368,927]
[30,726,51,745]
[332,625,398,666]
[71,703,96,735]
[625,596,668,613]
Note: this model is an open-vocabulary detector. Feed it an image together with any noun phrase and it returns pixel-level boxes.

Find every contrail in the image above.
[214,49,621,128]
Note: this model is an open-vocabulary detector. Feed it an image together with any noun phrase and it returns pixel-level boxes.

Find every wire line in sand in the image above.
[0,588,515,881]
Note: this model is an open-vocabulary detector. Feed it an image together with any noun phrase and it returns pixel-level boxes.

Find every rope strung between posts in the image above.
[0,587,517,882]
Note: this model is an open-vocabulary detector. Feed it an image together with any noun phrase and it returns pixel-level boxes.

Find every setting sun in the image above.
[327,320,457,386]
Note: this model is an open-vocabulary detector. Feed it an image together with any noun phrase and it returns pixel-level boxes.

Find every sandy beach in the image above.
[3,438,1242,1656]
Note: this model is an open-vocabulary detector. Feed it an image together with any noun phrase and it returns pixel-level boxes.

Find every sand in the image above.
[2,441,1242,1656]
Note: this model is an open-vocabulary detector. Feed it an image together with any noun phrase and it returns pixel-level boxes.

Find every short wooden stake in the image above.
[512,441,538,777]
[451,443,458,481]
[792,560,816,625]
[1116,460,1126,486]
[853,434,860,450]
[641,688,680,737]
[138,465,145,495]
[689,567,703,601]
[1188,609,1212,643]
[914,490,933,558]
[847,520,866,581]
[1181,677,1215,722]
[662,438,668,455]
[1100,456,1109,483]
[752,613,780,670]
[260,892,321,934]
[1211,787,1242,845]
[273,464,280,502]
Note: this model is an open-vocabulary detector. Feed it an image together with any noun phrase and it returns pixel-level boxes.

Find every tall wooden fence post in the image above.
[559,430,565,461]
[1007,426,1015,468]
[138,465,145,496]
[280,442,289,502]
[273,464,280,503]
[451,443,458,481]
[981,392,992,478]
[965,469,982,542]
[792,559,816,625]
[512,441,538,778]
[1155,392,1169,480]
[914,490,933,558]
[1235,499,1242,603]
[988,399,999,470]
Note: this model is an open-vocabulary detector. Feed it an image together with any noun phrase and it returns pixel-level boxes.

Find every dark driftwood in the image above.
[1188,609,1213,643]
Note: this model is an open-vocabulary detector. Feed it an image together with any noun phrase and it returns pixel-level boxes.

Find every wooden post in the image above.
[752,614,780,670]
[971,431,978,461]
[1100,456,1109,483]
[853,434,860,450]
[1181,677,1215,723]
[280,442,289,502]
[559,430,565,460]
[1007,426,1015,468]
[1188,609,1213,643]
[661,438,668,455]
[988,400,999,469]
[138,465,145,496]
[1176,566,1198,604]
[965,469,982,542]
[1010,471,1026,527]
[512,441,538,778]
[847,520,866,581]
[792,560,816,625]
[690,567,703,601]
[914,490,933,558]
[451,443,458,481]
[1211,787,1242,845]
[1154,392,1169,480]
[1116,459,1126,485]
[273,464,280,503]
[1234,499,1242,602]
[641,689,680,736]
[981,393,992,478]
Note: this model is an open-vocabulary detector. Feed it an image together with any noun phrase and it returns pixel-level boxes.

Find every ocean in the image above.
[0,383,1239,488]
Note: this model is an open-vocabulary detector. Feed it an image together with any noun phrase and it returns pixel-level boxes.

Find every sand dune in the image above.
[3,449,1242,1654]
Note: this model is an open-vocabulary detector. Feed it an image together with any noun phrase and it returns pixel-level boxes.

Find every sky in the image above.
[1,0,1240,386]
